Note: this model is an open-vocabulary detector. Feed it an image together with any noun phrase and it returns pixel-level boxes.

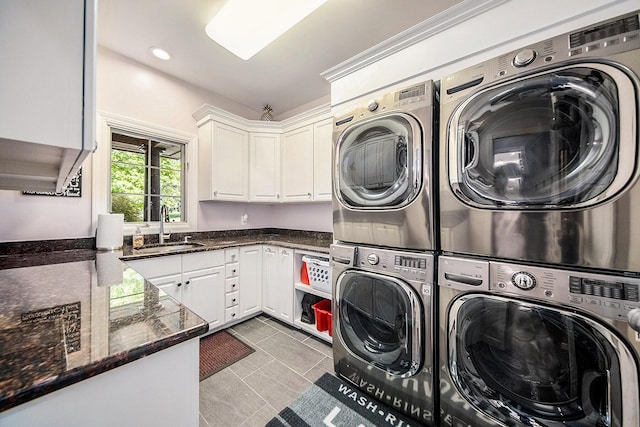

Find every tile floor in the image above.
[199,315,335,427]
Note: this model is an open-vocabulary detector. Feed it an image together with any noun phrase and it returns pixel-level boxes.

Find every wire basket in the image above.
[302,255,331,293]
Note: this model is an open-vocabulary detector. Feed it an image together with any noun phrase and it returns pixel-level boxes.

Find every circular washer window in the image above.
[336,270,422,376]
[335,113,422,209]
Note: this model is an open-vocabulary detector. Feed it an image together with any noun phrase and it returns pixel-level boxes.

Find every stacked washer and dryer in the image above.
[437,10,640,427]
[330,9,640,427]
[330,81,439,425]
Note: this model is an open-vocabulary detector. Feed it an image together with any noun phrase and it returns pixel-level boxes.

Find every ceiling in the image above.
[97,0,462,117]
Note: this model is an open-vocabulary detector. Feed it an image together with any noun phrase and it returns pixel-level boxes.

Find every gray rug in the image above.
[267,373,415,427]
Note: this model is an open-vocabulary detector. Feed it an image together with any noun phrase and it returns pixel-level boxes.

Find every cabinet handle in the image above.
[231,313,236,318]
[307,192,311,198]
[232,298,237,303]
[177,282,182,287]
[185,280,191,285]
[232,284,237,288]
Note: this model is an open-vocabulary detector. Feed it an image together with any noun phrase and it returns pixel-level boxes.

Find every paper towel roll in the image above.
[96,213,124,250]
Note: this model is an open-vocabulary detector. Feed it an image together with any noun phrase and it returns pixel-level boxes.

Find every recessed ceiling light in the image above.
[205,0,328,60]
[150,47,171,61]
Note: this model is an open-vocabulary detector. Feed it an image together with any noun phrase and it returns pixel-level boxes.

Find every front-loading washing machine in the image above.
[331,243,436,425]
[333,80,436,251]
[439,10,640,272]
[438,255,640,426]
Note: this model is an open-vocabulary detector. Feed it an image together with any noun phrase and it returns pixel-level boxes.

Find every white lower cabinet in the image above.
[181,265,225,330]
[239,245,263,319]
[125,251,226,330]
[262,245,294,324]
[126,244,331,342]
[224,248,240,323]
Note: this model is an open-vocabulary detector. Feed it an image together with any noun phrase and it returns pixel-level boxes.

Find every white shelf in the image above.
[294,316,333,344]
[294,282,331,299]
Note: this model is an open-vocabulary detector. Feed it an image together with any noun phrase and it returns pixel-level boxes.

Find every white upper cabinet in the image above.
[249,132,281,202]
[281,126,315,202]
[197,120,249,201]
[0,0,96,192]
[313,118,333,201]
[193,104,331,203]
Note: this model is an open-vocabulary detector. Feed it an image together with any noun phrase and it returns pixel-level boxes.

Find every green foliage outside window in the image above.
[110,133,184,223]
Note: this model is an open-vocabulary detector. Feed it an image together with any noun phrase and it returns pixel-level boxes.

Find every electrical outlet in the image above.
[241,213,248,225]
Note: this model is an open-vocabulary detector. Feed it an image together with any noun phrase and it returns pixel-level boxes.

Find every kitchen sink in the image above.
[133,242,205,254]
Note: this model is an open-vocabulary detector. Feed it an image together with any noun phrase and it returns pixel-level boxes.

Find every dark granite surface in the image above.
[0,229,332,412]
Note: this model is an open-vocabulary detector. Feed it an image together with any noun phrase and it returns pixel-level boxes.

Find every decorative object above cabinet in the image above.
[0,0,97,192]
[193,104,331,203]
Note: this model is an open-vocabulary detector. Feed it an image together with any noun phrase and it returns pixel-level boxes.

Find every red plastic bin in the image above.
[312,299,332,336]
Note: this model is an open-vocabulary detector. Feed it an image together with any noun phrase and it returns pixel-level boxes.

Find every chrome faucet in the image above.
[159,205,171,244]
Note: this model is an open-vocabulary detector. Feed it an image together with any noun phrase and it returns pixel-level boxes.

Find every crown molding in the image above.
[193,103,331,132]
[321,0,509,83]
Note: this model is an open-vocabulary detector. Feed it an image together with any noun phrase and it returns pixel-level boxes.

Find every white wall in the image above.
[197,201,332,231]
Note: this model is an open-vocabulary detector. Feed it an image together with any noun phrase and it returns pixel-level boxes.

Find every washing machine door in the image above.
[335,270,423,377]
[448,63,637,208]
[448,294,639,426]
[335,113,422,209]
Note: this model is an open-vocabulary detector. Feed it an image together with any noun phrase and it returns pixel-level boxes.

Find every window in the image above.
[93,112,197,234]
[110,131,185,223]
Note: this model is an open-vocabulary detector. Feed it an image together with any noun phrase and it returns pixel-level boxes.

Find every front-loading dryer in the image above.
[331,243,436,425]
[438,255,640,427]
[333,80,436,250]
[439,10,640,272]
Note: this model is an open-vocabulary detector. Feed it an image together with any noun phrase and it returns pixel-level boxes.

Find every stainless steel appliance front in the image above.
[333,81,435,250]
[331,243,436,425]
[438,255,640,426]
[439,10,640,271]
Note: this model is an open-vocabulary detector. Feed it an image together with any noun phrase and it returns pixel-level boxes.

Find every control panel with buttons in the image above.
[353,246,433,283]
[485,260,640,322]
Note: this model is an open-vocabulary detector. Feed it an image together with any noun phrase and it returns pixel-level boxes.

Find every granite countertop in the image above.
[0,260,208,412]
[0,229,332,413]
[120,230,332,260]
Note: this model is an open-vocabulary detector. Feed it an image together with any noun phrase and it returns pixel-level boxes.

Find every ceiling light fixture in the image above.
[205,0,328,60]
[150,46,171,61]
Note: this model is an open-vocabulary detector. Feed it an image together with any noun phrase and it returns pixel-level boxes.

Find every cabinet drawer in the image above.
[226,263,239,278]
[225,291,239,308]
[225,248,239,263]
[225,306,239,323]
[182,250,224,271]
[225,277,239,293]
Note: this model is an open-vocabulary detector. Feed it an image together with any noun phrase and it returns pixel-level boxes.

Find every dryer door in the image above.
[335,113,422,209]
[448,63,637,208]
[448,294,638,426]
[335,270,423,377]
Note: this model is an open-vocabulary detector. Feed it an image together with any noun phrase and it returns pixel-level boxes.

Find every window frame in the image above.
[93,111,198,237]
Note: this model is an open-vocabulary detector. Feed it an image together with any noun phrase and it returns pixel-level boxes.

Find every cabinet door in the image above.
[148,273,182,302]
[278,248,295,323]
[198,121,249,201]
[239,245,263,318]
[262,246,279,317]
[0,0,96,192]
[250,132,281,202]
[281,126,314,202]
[182,266,225,329]
[313,119,333,201]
